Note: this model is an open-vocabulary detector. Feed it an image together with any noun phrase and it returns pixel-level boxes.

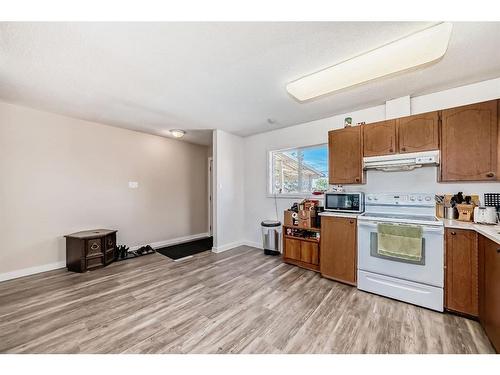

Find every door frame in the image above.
[208,157,213,236]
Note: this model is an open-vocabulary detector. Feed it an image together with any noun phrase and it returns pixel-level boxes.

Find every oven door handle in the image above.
[357,221,444,233]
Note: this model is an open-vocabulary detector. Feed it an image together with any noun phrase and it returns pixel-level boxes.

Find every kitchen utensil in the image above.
[435,195,445,204]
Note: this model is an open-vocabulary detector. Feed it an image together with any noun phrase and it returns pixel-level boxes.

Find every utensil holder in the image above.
[435,203,444,218]
[445,206,458,220]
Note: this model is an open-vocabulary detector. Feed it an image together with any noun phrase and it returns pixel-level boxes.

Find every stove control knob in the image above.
[425,196,431,201]
[373,197,378,201]
[417,197,423,201]
[410,196,416,201]
[367,197,372,201]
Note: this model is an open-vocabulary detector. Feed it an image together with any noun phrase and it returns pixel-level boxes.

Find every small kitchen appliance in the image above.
[473,206,498,224]
[324,192,364,214]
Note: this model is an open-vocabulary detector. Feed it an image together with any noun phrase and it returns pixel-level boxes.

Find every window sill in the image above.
[267,193,325,200]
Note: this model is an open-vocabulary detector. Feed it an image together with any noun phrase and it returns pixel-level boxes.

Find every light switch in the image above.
[128,181,139,189]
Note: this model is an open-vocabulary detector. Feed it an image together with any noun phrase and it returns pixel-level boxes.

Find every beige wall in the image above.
[0,102,209,274]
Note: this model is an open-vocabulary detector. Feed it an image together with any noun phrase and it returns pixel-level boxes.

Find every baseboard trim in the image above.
[130,232,211,251]
[242,240,263,249]
[212,240,263,253]
[0,232,211,283]
[0,261,66,283]
[212,240,244,253]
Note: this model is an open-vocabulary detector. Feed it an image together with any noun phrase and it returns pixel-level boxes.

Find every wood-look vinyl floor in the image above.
[0,246,494,354]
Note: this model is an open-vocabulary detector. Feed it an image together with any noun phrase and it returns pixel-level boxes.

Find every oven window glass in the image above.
[369,232,426,266]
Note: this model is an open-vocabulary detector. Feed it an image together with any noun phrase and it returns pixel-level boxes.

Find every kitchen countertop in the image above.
[319,211,361,219]
[440,219,500,245]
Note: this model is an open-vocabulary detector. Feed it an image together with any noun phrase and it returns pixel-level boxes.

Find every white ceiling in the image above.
[1,22,500,145]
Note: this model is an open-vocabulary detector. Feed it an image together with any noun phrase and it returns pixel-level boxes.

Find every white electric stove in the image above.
[357,193,444,311]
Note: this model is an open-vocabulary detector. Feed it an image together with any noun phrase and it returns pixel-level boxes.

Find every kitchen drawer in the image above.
[86,256,104,269]
[86,238,103,257]
[105,233,116,250]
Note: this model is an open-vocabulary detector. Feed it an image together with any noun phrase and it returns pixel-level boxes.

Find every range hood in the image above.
[363,151,440,172]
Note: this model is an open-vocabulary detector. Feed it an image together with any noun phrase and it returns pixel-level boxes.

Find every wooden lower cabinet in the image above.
[445,228,478,316]
[320,216,357,286]
[283,236,320,272]
[479,235,500,352]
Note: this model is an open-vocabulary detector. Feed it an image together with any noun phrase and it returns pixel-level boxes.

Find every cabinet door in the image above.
[397,111,439,153]
[479,235,500,352]
[300,241,319,265]
[320,216,357,285]
[440,100,498,181]
[284,237,301,261]
[363,120,397,157]
[445,229,478,316]
[86,238,103,257]
[328,127,363,184]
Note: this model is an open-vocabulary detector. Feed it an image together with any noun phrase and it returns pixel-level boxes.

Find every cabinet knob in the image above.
[450,231,456,235]
[497,248,500,253]
[389,148,394,153]
[401,147,406,151]
[355,177,360,182]
[486,172,495,178]
[349,220,354,224]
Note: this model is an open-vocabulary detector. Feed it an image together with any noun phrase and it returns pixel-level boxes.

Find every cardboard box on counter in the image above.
[284,210,299,227]
[298,209,316,228]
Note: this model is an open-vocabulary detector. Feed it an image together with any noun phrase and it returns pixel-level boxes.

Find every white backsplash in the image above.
[342,167,499,203]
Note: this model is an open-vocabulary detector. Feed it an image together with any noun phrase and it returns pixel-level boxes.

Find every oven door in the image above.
[357,220,444,287]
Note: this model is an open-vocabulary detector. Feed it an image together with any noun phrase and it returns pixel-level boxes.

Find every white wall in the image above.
[0,102,209,279]
[212,130,245,251]
[243,77,500,246]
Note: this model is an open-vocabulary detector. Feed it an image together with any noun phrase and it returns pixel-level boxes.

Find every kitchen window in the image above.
[269,144,328,196]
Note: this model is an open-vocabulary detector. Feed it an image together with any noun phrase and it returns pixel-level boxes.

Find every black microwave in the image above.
[324,192,364,213]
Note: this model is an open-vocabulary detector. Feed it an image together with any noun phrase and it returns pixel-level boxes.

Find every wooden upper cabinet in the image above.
[320,216,357,286]
[440,100,498,181]
[328,126,363,184]
[397,111,439,153]
[362,120,397,157]
[445,228,478,317]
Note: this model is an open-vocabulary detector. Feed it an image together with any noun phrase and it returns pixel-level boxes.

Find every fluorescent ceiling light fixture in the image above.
[169,129,186,138]
[286,22,453,102]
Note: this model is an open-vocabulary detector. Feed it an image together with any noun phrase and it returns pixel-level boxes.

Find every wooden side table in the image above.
[65,229,117,272]
[282,225,320,272]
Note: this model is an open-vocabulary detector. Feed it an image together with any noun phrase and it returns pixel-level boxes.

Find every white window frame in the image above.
[267,143,328,199]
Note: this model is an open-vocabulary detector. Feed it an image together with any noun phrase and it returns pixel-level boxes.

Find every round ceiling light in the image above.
[169,129,186,138]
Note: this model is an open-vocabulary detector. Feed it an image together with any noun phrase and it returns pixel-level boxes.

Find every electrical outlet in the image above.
[128,181,139,189]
